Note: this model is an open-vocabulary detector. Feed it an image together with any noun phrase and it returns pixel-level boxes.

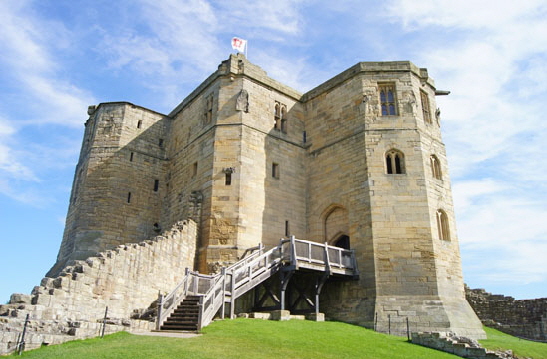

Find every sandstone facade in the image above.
[23,53,484,343]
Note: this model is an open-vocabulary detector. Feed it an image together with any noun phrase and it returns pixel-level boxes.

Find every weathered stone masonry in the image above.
[0,221,196,355]
[2,53,488,355]
[466,286,547,341]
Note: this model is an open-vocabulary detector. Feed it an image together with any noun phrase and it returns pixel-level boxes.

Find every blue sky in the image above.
[1,0,546,302]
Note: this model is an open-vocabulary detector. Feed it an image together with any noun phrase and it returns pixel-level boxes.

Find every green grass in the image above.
[480,326,547,359]
[13,320,547,359]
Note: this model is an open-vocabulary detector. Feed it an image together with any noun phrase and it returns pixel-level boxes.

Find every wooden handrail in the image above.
[158,236,358,331]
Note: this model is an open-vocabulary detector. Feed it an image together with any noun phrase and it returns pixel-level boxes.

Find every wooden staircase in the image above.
[156,236,359,332]
[160,295,200,331]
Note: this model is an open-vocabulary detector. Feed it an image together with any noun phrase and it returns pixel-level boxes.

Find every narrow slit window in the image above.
[127,192,132,203]
[421,90,431,124]
[159,139,164,148]
[303,131,307,143]
[272,163,280,179]
[225,172,232,185]
[205,95,213,123]
[192,162,198,177]
[137,120,142,129]
[154,179,159,192]
[130,152,134,162]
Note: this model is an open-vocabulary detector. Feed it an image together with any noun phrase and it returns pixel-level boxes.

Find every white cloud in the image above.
[0,2,93,203]
[384,0,547,297]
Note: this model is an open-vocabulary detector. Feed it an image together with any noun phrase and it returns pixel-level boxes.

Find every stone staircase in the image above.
[160,296,200,331]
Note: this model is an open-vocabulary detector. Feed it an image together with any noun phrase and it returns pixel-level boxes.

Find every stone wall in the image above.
[0,220,196,355]
[412,332,516,359]
[466,286,547,341]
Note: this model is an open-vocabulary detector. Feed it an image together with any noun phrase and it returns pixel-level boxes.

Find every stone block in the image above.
[248,312,270,320]
[9,293,32,304]
[305,313,325,321]
[270,310,291,321]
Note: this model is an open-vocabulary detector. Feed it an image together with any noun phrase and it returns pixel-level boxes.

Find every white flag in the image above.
[231,37,247,53]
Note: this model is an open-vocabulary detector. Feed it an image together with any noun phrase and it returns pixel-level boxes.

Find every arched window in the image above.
[436,209,450,241]
[385,149,405,174]
[274,103,281,130]
[430,155,442,180]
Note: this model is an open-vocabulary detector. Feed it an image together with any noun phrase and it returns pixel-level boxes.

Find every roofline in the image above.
[94,101,169,118]
[301,61,436,102]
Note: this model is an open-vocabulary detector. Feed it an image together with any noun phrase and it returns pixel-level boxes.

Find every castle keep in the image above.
[1,54,486,354]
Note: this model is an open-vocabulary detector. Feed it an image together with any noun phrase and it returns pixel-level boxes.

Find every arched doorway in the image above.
[334,234,350,249]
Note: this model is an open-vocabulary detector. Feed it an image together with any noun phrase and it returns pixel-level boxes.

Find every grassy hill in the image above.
[15,319,547,359]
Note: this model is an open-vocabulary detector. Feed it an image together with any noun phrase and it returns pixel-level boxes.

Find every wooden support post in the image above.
[184,267,189,295]
[290,235,297,268]
[193,272,199,294]
[280,270,293,311]
[230,270,236,319]
[156,292,163,330]
[315,272,329,316]
[221,267,226,319]
[324,242,331,274]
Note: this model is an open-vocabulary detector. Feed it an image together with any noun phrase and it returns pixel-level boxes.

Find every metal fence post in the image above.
[101,306,108,338]
[17,313,30,355]
[407,317,410,341]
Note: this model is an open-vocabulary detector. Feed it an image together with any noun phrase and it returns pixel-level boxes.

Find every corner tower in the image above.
[303,61,484,338]
[48,103,170,276]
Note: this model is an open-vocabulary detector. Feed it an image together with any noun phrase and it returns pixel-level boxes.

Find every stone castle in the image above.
[1,53,486,354]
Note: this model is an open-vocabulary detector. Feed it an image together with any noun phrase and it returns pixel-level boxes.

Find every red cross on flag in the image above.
[231,37,247,53]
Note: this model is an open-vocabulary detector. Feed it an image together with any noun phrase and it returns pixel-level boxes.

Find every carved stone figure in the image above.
[402,90,417,115]
[360,90,379,117]
[235,89,249,112]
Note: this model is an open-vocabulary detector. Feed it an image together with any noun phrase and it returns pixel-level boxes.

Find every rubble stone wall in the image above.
[412,332,516,359]
[0,220,196,355]
[466,287,547,341]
